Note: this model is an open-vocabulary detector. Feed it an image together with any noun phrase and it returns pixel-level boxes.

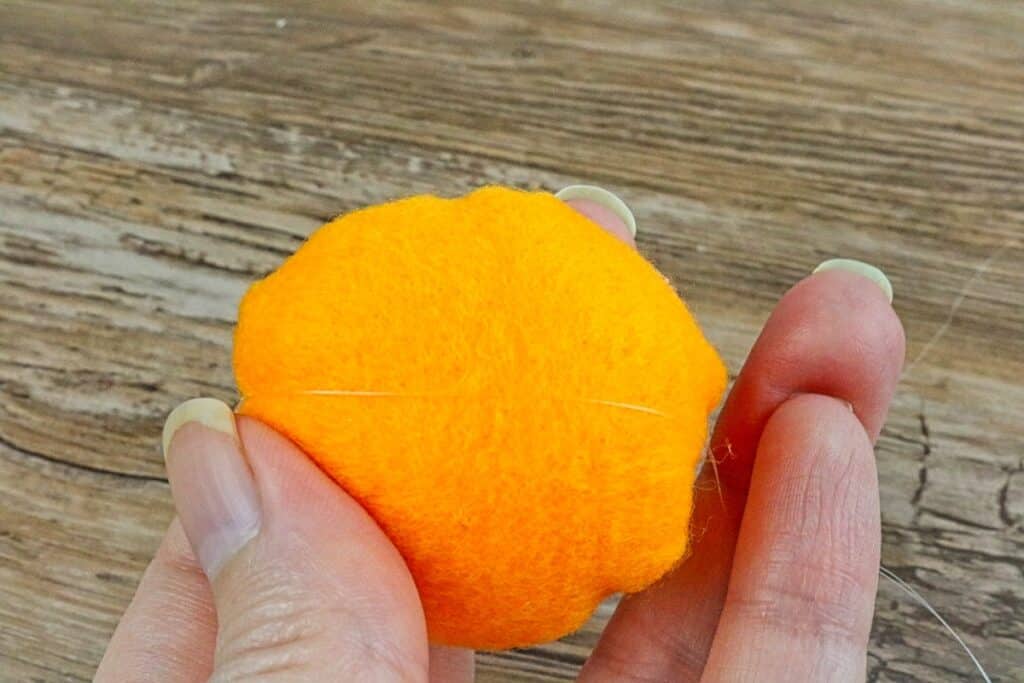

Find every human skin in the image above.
[96,189,904,682]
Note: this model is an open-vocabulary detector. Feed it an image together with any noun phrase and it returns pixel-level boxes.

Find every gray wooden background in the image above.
[1,1,1021,680]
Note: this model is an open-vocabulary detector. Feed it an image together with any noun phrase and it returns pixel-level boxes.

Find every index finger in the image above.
[583,264,905,681]
[700,393,881,681]
[95,517,216,682]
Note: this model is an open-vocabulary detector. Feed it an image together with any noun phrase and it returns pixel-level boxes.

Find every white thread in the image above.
[893,242,1013,677]
[246,390,671,417]
[879,565,990,682]
[584,399,668,417]
[904,240,1014,377]
[299,389,410,397]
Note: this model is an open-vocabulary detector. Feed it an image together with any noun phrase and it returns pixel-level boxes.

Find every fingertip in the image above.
[786,267,906,380]
[813,258,893,304]
[753,391,882,593]
[755,266,906,420]
[702,392,880,681]
[710,265,905,494]
[556,185,637,246]
[161,400,260,579]
[764,392,874,459]
[753,393,881,580]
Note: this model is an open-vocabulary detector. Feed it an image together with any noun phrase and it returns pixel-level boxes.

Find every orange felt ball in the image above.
[233,186,726,649]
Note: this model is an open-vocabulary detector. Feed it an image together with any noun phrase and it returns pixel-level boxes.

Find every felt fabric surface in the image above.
[233,186,726,649]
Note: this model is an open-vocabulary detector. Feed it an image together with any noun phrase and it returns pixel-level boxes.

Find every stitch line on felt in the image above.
[243,389,671,417]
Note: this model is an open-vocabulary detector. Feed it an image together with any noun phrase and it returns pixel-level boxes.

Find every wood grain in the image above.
[1,1,1022,680]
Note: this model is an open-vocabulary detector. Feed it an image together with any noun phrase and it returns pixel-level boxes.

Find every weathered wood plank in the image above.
[1,1,1021,680]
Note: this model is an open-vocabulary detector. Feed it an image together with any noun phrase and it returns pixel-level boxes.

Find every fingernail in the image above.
[813,258,893,303]
[162,398,261,578]
[556,184,637,238]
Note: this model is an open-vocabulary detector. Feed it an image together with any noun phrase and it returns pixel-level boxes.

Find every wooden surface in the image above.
[1,1,1022,680]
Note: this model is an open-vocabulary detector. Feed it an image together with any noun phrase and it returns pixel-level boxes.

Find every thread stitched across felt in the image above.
[233,186,727,649]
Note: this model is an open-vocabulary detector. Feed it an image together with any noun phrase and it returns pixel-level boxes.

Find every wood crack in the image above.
[0,434,168,484]
[910,408,932,512]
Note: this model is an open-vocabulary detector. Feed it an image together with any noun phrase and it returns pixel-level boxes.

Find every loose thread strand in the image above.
[879,565,990,682]
[242,390,671,417]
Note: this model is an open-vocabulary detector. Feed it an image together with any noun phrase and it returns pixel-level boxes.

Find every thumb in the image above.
[162,398,429,681]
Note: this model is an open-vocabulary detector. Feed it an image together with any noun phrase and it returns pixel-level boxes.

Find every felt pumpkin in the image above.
[234,186,726,649]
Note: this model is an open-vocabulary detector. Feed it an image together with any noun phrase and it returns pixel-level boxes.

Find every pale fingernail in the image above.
[556,184,637,237]
[162,398,261,578]
[813,258,894,303]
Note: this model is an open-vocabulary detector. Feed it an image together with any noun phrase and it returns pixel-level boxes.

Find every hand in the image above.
[97,194,904,682]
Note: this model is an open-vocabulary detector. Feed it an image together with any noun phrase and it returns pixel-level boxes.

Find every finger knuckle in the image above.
[213,586,424,682]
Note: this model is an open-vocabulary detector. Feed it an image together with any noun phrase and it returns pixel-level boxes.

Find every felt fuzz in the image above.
[233,186,727,649]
